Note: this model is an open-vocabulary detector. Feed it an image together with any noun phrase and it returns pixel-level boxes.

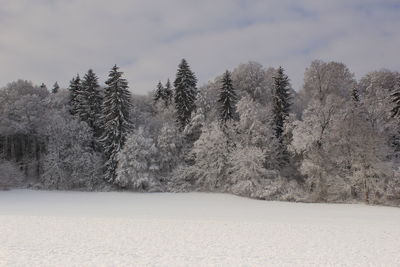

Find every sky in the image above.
[1,0,399,94]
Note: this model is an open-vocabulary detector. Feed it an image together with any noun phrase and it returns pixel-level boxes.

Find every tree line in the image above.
[0,59,399,205]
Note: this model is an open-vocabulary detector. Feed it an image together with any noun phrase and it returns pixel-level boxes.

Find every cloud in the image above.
[0,0,399,93]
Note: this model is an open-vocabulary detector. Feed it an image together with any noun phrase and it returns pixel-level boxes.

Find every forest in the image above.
[1,59,400,205]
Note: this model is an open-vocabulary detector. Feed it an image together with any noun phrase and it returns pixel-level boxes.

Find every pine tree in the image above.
[174,59,198,130]
[272,67,291,166]
[79,69,103,134]
[217,70,237,123]
[99,65,132,183]
[154,81,164,103]
[272,67,291,140]
[52,82,60,94]
[164,79,173,106]
[68,74,81,116]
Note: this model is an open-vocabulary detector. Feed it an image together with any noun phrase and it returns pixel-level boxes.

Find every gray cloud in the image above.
[0,0,399,93]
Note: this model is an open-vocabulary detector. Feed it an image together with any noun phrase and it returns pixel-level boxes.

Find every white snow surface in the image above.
[0,190,400,266]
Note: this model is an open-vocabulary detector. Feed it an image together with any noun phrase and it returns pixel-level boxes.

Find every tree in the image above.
[272,67,291,140]
[231,61,274,104]
[116,127,160,190]
[79,69,103,135]
[359,70,400,155]
[41,112,102,190]
[301,60,356,105]
[99,65,132,183]
[157,123,182,175]
[272,67,292,166]
[176,122,229,191]
[174,59,198,130]
[164,79,173,107]
[217,70,238,123]
[68,75,81,116]
[227,145,267,198]
[154,81,164,104]
[236,96,280,169]
[52,82,60,94]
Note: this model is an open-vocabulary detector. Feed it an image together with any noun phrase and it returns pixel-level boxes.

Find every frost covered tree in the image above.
[157,123,182,175]
[41,112,102,190]
[217,70,237,123]
[236,96,280,169]
[301,60,356,104]
[100,65,132,183]
[227,145,268,198]
[232,62,274,104]
[292,61,356,200]
[291,96,345,201]
[0,80,49,178]
[176,122,229,191]
[68,75,81,116]
[52,82,60,94]
[116,127,160,191]
[174,59,198,130]
[359,70,400,155]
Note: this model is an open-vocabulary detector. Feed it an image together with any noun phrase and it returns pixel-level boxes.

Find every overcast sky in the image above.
[1,0,399,94]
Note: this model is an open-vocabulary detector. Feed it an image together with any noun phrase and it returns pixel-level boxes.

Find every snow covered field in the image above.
[0,190,400,266]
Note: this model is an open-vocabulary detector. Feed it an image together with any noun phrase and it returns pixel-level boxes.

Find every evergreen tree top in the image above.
[105,65,129,89]
[218,70,238,123]
[154,81,164,103]
[174,59,197,88]
[165,79,171,89]
[82,69,100,88]
[52,82,60,93]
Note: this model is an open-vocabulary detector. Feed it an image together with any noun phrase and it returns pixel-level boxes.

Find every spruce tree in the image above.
[154,81,164,103]
[79,69,103,134]
[272,67,291,166]
[68,74,81,116]
[99,65,132,183]
[174,59,198,130]
[217,70,237,123]
[164,79,173,106]
[52,82,60,94]
[272,67,291,140]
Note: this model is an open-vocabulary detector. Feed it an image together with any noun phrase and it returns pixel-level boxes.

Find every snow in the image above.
[0,190,400,266]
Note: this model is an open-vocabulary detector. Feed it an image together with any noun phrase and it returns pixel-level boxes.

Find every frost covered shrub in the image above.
[0,160,25,189]
[116,127,161,191]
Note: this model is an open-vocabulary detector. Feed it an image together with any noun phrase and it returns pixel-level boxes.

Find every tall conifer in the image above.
[99,65,132,183]
[174,59,197,130]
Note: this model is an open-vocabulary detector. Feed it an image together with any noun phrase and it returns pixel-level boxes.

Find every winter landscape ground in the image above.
[0,190,399,266]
